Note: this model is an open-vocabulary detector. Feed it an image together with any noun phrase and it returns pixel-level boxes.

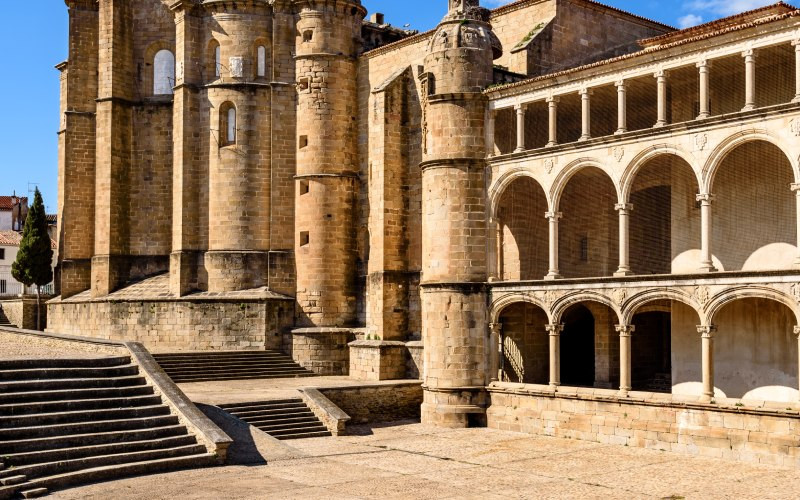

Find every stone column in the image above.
[795,326,800,398]
[697,60,711,119]
[546,96,559,147]
[793,40,800,103]
[546,323,563,389]
[486,108,496,157]
[792,184,800,268]
[699,325,717,401]
[615,80,627,134]
[579,88,592,141]
[490,322,502,382]
[616,324,634,396]
[614,203,633,276]
[742,49,756,111]
[654,70,668,127]
[697,194,717,272]
[545,211,562,280]
[491,219,503,281]
[514,104,526,153]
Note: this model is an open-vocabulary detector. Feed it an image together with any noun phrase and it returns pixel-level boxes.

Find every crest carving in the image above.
[695,133,708,151]
[544,158,554,174]
[695,286,710,306]
[613,147,624,163]
[791,283,800,303]
[791,119,800,137]
[613,289,627,306]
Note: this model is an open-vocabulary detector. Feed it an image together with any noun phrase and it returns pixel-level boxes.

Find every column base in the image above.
[421,387,487,428]
[654,121,667,128]
[513,148,525,153]
[578,135,591,142]
[614,269,634,277]
[741,105,756,112]
[698,264,718,273]
[618,387,631,398]
[792,95,800,103]
[697,113,710,120]
[546,141,558,148]
[544,273,562,281]
[615,129,627,135]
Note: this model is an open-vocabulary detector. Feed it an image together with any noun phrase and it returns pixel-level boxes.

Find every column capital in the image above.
[489,322,503,335]
[545,211,563,221]
[794,325,800,338]
[546,324,564,335]
[793,38,800,47]
[579,87,593,97]
[615,203,633,213]
[514,103,525,112]
[742,48,756,59]
[615,80,626,89]
[696,59,712,69]
[791,183,800,193]
[697,325,717,338]
[696,193,716,204]
[654,69,669,79]
[546,95,560,104]
[615,324,635,337]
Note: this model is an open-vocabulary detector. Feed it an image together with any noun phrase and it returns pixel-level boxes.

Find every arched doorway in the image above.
[496,177,549,280]
[560,301,618,389]
[498,302,549,384]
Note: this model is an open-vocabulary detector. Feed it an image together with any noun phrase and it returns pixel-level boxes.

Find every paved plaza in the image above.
[49,422,800,499]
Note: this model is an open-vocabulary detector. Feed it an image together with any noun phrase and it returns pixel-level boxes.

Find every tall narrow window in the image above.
[227,107,236,143]
[257,46,266,78]
[153,49,175,95]
[215,45,221,77]
[220,102,237,146]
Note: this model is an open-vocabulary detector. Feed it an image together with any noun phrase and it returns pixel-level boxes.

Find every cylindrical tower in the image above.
[420,0,502,427]
[204,0,272,292]
[292,0,365,327]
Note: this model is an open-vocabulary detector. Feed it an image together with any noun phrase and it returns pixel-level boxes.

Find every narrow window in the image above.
[299,135,308,149]
[257,46,266,77]
[300,231,310,247]
[298,78,309,91]
[153,49,175,95]
[302,30,313,43]
[219,103,237,146]
[299,180,310,195]
[215,45,221,77]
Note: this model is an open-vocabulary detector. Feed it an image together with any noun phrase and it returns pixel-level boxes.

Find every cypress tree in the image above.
[11,188,53,330]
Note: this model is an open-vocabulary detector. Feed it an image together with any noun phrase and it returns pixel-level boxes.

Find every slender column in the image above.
[699,325,717,401]
[742,49,756,111]
[614,203,633,276]
[697,60,711,119]
[490,218,503,281]
[697,194,717,272]
[490,323,502,382]
[546,323,563,389]
[579,88,592,141]
[795,326,800,399]
[616,325,635,396]
[485,108,496,157]
[615,80,627,134]
[654,70,668,127]
[514,104,526,153]
[546,96,559,147]
[792,184,800,268]
[793,40,800,103]
[545,211,562,280]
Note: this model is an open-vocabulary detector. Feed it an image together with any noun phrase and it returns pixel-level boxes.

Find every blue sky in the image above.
[0,0,779,212]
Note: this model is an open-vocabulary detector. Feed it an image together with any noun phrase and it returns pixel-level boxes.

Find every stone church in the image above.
[51,0,800,460]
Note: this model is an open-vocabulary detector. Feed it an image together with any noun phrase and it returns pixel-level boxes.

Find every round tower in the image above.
[420,0,502,427]
[292,0,365,327]
[204,0,272,293]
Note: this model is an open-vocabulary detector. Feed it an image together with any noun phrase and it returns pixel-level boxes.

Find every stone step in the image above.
[0,357,131,370]
[2,435,199,467]
[20,487,48,498]
[220,399,330,441]
[228,404,309,416]
[0,405,172,428]
[0,414,180,441]
[240,415,319,427]
[0,476,26,487]
[20,453,217,496]
[152,350,285,358]
[0,364,140,381]
[0,385,155,405]
[0,425,189,454]
[154,354,291,363]
[252,421,327,433]
[0,375,147,394]
[158,362,306,372]
[154,351,315,384]
[269,430,332,440]
[171,373,314,383]
[217,398,302,409]
[238,411,316,424]
[165,367,311,378]
[0,394,163,416]
[0,444,207,482]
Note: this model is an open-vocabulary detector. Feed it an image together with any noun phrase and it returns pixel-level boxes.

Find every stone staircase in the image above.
[0,356,217,499]
[0,306,11,327]
[152,351,315,384]
[218,399,331,440]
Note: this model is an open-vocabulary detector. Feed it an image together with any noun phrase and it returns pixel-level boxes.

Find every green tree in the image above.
[11,188,53,330]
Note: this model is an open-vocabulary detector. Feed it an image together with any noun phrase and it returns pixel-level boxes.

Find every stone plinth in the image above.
[291,328,354,376]
[348,340,407,381]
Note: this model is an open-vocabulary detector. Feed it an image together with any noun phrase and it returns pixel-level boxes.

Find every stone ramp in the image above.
[152,351,316,383]
[218,399,331,440]
[0,356,216,499]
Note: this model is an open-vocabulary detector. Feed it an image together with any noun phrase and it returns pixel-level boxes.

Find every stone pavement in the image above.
[49,422,800,499]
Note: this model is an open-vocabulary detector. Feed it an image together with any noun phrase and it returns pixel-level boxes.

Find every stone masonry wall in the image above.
[46,299,293,352]
[1,299,47,331]
[320,382,423,425]
[348,341,407,381]
[488,385,800,466]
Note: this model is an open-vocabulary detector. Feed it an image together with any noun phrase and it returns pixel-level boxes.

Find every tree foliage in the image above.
[11,188,53,288]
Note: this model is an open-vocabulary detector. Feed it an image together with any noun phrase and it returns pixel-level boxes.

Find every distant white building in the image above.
[0,195,28,232]
[0,230,56,297]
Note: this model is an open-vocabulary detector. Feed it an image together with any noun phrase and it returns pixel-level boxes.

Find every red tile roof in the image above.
[0,230,56,249]
[0,196,27,211]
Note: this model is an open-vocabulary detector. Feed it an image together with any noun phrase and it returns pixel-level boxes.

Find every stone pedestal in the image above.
[348,340,407,381]
[291,328,353,375]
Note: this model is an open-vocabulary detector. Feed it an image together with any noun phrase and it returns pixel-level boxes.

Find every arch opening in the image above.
[710,140,796,272]
[498,302,549,384]
[560,301,618,389]
[558,167,618,278]
[496,177,548,281]
[153,49,175,96]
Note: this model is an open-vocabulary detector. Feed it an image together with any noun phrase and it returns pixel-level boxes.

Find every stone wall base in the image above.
[318,381,423,425]
[290,328,354,375]
[1,298,48,330]
[46,297,293,352]
[348,340,407,381]
[487,383,800,466]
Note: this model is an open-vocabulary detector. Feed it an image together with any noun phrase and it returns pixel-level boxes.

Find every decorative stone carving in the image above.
[790,118,800,137]
[695,286,710,306]
[543,290,558,305]
[544,158,554,174]
[613,288,627,306]
[695,133,708,150]
[791,283,800,303]
[229,57,243,78]
[612,147,625,163]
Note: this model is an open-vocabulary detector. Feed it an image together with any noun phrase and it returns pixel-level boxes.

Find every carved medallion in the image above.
[791,283,800,303]
[613,147,625,163]
[695,133,708,151]
[613,288,627,306]
[695,286,710,306]
[544,158,554,174]
[791,119,800,137]
[229,57,243,78]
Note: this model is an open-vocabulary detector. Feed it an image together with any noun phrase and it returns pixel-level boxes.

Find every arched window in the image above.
[215,45,221,77]
[153,49,175,95]
[257,46,266,78]
[220,102,236,146]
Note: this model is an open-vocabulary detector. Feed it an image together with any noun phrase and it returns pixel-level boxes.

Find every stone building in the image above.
[51,0,800,462]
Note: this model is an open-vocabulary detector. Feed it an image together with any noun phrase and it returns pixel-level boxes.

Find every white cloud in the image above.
[685,0,773,17]
[678,13,704,28]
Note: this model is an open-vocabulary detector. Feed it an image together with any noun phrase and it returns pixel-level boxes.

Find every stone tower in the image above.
[420,0,502,427]
[292,0,365,327]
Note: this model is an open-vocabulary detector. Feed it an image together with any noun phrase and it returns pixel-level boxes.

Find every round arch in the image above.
[702,130,799,193]
[552,291,623,325]
[705,286,800,327]
[621,288,703,325]
[550,158,620,212]
[488,168,549,221]
[619,145,701,203]
[490,293,552,324]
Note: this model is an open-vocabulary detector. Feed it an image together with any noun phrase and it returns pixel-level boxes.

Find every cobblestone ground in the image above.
[51,422,800,499]
[0,333,104,359]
